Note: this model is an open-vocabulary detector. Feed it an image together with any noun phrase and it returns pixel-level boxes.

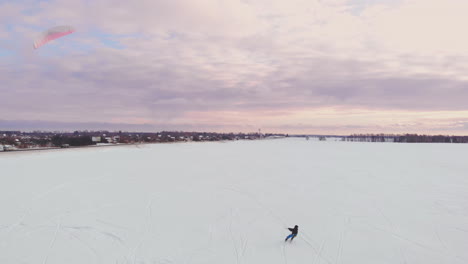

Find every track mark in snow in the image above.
[398,246,408,264]
[96,219,132,231]
[434,226,448,251]
[63,225,126,246]
[224,186,288,227]
[156,257,174,264]
[229,208,240,264]
[364,222,467,263]
[375,203,394,230]
[132,196,158,264]
[300,232,334,264]
[225,207,250,264]
[366,223,431,250]
[42,219,61,264]
[336,231,344,264]
[454,227,468,233]
[374,202,408,264]
[282,243,288,264]
[433,201,458,216]
[335,217,350,264]
[102,231,125,244]
[64,229,101,263]
[240,235,248,259]
[312,240,326,264]
[433,226,468,264]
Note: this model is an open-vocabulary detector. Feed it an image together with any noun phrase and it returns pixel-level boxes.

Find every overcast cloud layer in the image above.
[1,0,468,134]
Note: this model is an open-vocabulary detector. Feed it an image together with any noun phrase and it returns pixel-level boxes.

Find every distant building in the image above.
[92,136,101,142]
[3,145,16,151]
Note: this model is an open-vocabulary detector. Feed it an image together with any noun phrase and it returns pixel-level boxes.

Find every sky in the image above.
[1,0,468,134]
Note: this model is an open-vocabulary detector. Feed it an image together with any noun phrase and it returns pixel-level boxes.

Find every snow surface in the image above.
[1,138,468,264]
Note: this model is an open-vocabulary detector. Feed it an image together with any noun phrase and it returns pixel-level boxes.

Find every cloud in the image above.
[1,0,468,133]
[0,119,155,132]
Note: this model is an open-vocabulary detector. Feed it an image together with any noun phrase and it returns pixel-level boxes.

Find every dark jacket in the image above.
[288,225,298,235]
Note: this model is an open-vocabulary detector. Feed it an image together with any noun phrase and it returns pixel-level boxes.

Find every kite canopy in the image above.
[33,26,75,49]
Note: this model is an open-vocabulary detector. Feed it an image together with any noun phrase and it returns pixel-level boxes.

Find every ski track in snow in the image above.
[454,227,468,233]
[227,207,250,264]
[434,226,448,252]
[434,225,468,264]
[282,242,288,264]
[335,217,349,264]
[300,232,334,264]
[312,240,326,264]
[229,208,240,264]
[131,196,158,264]
[64,229,101,263]
[362,220,467,264]
[63,225,126,245]
[374,201,409,264]
[42,218,61,264]
[96,219,133,231]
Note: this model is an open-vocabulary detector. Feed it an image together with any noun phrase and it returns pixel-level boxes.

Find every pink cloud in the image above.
[2,0,468,134]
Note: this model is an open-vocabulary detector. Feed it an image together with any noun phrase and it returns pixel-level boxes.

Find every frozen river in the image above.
[1,138,467,264]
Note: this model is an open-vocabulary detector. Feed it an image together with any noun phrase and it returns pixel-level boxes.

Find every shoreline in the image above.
[0,142,177,154]
[0,138,284,155]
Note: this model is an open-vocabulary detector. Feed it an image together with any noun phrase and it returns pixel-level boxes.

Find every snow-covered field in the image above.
[1,138,468,264]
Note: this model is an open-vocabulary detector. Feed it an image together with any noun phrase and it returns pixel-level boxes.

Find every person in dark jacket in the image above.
[285,225,298,241]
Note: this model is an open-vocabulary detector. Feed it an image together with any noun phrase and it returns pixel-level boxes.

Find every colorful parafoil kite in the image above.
[33,26,75,49]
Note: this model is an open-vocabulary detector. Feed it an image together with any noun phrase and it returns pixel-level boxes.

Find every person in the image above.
[285,225,298,242]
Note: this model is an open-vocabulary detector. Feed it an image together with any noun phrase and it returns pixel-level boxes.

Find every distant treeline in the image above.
[2,130,286,150]
[51,135,94,147]
[345,134,468,143]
